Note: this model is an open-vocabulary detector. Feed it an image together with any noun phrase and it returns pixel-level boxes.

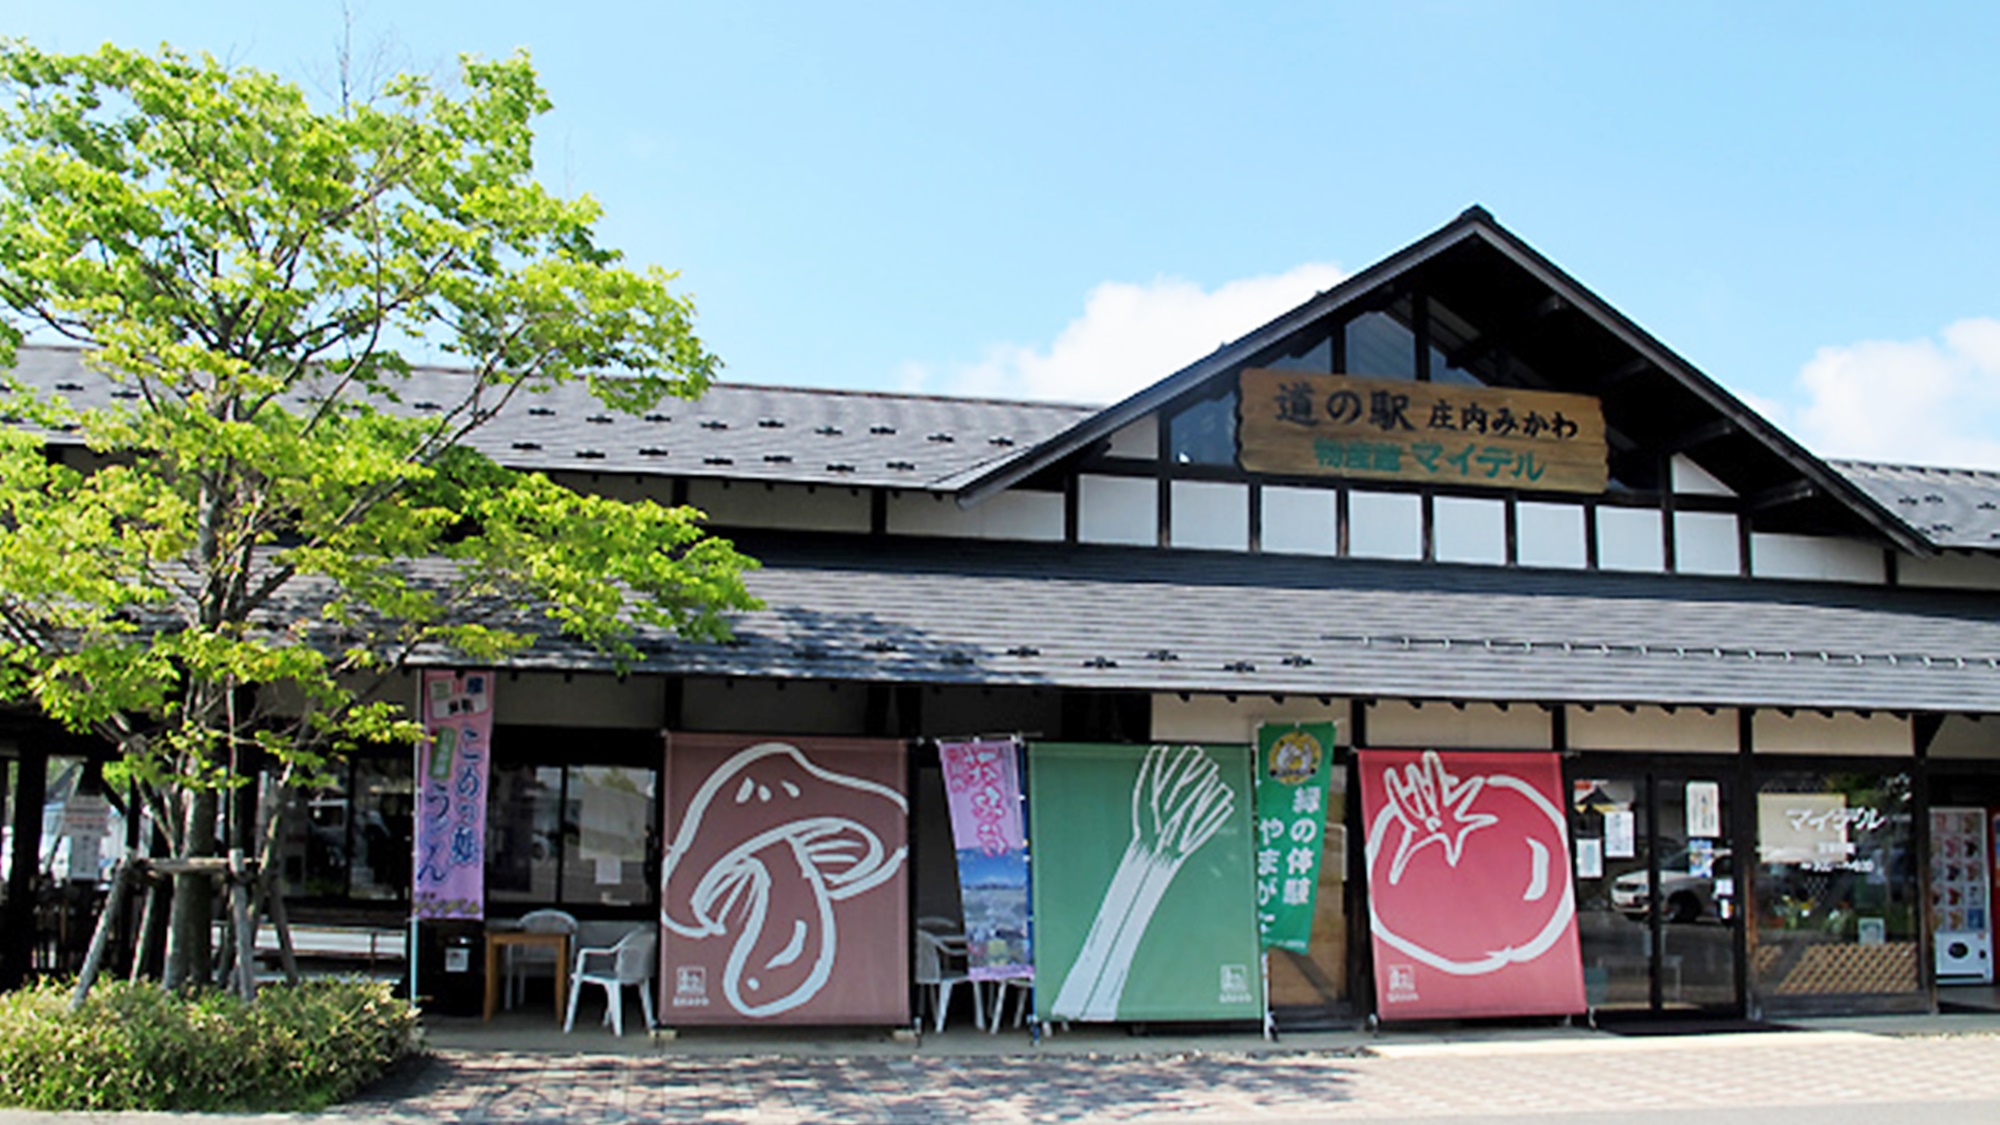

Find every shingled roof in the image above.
[4,345,1087,491]
[488,531,2000,714]
[1834,461,2000,552]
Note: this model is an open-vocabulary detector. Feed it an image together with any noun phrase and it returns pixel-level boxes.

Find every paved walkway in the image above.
[6,1014,2000,1123]
[318,1028,2000,1122]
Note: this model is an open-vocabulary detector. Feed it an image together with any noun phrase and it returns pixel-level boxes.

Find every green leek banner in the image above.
[1254,722,1338,954]
[1029,742,1262,1023]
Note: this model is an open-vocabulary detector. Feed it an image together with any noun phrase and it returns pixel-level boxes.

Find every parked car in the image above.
[1612,845,1732,923]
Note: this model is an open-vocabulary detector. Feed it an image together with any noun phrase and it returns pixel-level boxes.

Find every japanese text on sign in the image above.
[1238,370,1608,495]
[1254,722,1338,954]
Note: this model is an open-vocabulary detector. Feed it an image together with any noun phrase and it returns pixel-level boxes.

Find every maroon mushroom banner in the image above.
[660,733,910,1025]
[1357,749,1585,1020]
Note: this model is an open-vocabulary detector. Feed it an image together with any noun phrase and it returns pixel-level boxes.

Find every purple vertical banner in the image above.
[938,739,1032,981]
[412,669,493,921]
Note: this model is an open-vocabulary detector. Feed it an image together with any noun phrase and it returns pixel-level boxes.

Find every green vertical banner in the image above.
[1029,742,1263,1023]
[1254,722,1338,954]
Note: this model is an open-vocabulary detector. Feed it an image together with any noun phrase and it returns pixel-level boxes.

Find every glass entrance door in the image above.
[1570,764,1740,1015]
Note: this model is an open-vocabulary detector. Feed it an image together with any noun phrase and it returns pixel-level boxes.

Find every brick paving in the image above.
[308,1030,2000,1124]
[1,1023,1995,1123]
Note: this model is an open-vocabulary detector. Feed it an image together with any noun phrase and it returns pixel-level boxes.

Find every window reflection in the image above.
[1343,310,1416,379]
[487,764,562,903]
[265,772,350,898]
[1169,389,1239,465]
[350,758,412,901]
[560,765,658,906]
[262,752,660,909]
[1753,771,1918,1003]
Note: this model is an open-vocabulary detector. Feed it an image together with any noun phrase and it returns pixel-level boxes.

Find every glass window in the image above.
[1753,770,1918,1004]
[1342,310,1416,379]
[349,758,413,902]
[264,771,351,899]
[1426,343,1481,386]
[560,765,658,906]
[1169,388,1239,466]
[487,764,562,904]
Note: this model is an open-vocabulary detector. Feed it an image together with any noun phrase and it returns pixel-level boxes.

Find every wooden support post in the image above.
[229,850,257,1003]
[70,860,132,1011]
[260,874,301,986]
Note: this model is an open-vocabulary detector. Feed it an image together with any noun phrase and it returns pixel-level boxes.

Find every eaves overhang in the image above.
[950,207,1934,557]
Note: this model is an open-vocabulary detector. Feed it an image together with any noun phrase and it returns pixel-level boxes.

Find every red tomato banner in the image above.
[1357,749,1585,1020]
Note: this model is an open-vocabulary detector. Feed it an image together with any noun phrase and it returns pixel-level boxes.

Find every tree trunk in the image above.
[162,790,218,989]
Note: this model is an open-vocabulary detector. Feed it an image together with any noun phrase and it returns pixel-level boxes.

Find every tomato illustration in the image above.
[1358,749,1585,1019]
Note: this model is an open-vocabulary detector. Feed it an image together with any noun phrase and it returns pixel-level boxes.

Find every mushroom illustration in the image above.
[661,741,907,1018]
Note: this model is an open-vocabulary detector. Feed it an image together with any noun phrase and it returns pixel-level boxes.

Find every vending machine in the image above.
[1931,807,1994,984]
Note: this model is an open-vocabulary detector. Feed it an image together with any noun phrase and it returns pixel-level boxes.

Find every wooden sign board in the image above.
[1237,370,1608,494]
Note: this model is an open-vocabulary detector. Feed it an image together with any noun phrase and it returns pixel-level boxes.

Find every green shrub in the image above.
[0,978,418,1112]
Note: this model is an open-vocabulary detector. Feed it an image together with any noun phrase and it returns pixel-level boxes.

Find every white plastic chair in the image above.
[987,977,1032,1033]
[506,909,577,1009]
[563,927,657,1037]
[913,930,983,1032]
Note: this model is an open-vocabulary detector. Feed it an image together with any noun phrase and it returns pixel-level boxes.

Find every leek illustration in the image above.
[1051,744,1235,1020]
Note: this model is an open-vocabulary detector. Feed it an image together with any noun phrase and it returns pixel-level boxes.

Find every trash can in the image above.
[413,920,485,1016]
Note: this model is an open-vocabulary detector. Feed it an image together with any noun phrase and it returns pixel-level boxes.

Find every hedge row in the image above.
[0,978,418,1112]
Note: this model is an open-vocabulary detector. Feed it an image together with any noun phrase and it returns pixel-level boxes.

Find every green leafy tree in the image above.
[0,40,758,988]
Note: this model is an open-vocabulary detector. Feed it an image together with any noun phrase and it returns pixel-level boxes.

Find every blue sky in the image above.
[15,2,2000,467]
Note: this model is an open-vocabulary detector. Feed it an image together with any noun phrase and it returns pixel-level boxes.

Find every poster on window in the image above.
[660,734,909,1025]
[1030,742,1263,1023]
[412,669,493,921]
[938,739,1032,981]
[1254,722,1338,954]
[1358,749,1585,1021]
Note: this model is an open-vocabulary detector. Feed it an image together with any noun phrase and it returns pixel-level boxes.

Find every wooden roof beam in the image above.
[1748,480,1817,511]
[1596,356,1654,391]
[1666,418,1739,453]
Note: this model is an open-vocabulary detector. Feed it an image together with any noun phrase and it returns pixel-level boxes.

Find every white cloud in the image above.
[1791,317,2000,469]
[906,262,1346,405]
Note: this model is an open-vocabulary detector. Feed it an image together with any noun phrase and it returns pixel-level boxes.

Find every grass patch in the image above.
[0,977,418,1112]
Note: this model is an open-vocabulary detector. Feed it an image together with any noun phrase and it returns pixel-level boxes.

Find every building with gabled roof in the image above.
[7,207,2000,1030]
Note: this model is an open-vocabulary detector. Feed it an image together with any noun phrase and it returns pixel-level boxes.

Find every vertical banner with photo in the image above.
[1254,722,1338,954]
[937,739,1032,981]
[1358,749,1585,1021]
[412,669,494,921]
[660,734,909,1025]
[1030,742,1263,1023]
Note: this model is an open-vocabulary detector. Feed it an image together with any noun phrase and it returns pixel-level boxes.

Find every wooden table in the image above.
[483,929,570,1022]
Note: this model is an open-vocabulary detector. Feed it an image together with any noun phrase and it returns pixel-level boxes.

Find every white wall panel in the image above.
[497,673,665,728]
[1671,455,1736,497]
[1753,711,1910,757]
[1078,474,1157,546]
[1929,715,2000,760]
[1674,511,1741,576]
[1516,502,1588,569]
[1170,481,1249,551]
[1749,533,1887,584]
[686,479,871,533]
[1106,415,1159,460]
[1901,552,2000,591]
[1151,694,1352,744]
[1566,706,1738,754]
[554,471,673,505]
[680,678,869,735]
[1364,700,1551,750]
[1260,486,1337,556]
[1433,496,1507,565]
[1597,507,1664,572]
[982,490,1067,541]
[1348,490,1422,560]
[887,489,1064,541]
